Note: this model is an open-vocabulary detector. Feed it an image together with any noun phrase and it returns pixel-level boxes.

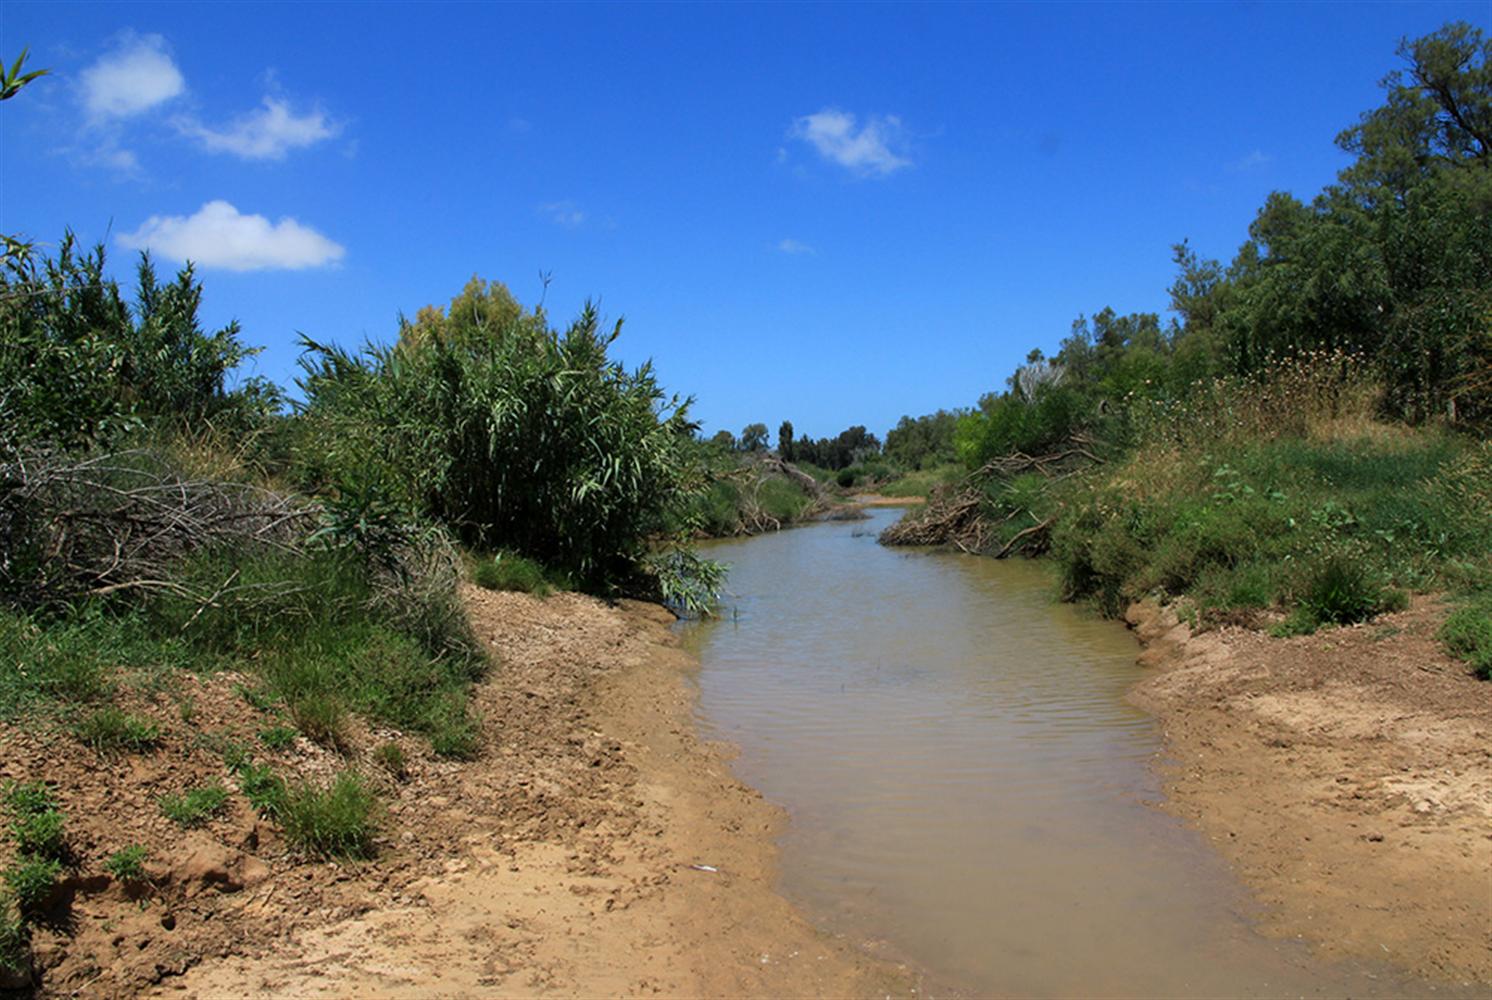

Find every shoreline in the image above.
[147,588,917,998]
[1124,597,1492,987]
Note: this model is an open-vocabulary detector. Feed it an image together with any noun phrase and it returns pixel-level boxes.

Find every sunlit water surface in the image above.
[680,509,1468,998]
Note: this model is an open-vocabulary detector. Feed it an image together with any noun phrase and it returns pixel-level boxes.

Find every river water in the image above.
[680,508,1461,998]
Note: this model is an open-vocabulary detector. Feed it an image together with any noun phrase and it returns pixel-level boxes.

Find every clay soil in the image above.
[1126,596,1492,988]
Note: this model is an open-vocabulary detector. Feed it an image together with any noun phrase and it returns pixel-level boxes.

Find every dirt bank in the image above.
[1126,597,1492,987]
[121,589,911,997]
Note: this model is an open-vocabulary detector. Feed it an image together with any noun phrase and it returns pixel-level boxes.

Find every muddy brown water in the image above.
[681,509,1467,999]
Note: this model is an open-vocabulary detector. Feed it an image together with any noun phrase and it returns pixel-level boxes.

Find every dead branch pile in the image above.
[878,438,1101,554]
[1,448,316,606]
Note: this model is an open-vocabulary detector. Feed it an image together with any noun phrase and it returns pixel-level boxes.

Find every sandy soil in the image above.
[57,588,905,998]
[1125,597,1492,987]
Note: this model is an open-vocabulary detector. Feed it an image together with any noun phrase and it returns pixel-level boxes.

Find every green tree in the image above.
[739,423,768,452]
[777,420,794,461]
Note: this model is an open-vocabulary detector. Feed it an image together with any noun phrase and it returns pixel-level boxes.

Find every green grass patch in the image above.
[72,706,162,753]
[280,772,379,860]
[878,464,964,499]
[258,725,298,751]
[373,742,407,779]
[103,845,149,882]
[470,551,554,595]
[159,784,230,828]
[234,762,288,817]
[1440,593,1492,680]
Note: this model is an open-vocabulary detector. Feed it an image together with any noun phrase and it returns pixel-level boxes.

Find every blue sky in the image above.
[2,1,1486,441]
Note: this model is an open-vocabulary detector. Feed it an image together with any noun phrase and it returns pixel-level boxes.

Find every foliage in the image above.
[235,761,288,817]
[0,896,25,978]
[877,463,964,499]
[790,425,881,471]
[884,410,964,470]
[279,772,379,860]
[374,742,408,779]
[0,48,48,101]
[158,784,230,828]
[103,845,149,883]
[1440,593,1492,679]
[2,858,58,916]
[471,551,554,595]
[0,236,280,451]
[295,289,712,598]
[258,725,298,751]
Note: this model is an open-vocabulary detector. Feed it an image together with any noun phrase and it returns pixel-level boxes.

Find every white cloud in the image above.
[1230,149,1272,171]
[79,33,185,120]
[118,201,345,271]
[790,108,910,177]
[538,201,586,228]
[777,238,815,255]
[177,97,338,160]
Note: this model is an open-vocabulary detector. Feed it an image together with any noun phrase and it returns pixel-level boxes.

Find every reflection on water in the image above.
[681,509,1463,998]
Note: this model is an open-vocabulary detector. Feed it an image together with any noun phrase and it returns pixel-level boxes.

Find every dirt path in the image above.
[157,589,915,998]
[1126,597,1492,987]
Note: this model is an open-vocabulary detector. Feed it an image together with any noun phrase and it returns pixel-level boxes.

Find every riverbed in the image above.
[682,509,1466,997]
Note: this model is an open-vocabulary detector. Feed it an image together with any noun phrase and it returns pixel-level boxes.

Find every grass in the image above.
[258,725,298,751]
[234,761,288,817]
[373,742,407,779]
[878,463,964,499]
[470,551,555,595]
[159,784,230,828]
[72,707,162,753]
[103,845,149,882]
[1051,429,1492,622]
[0,898,25,979]
[1441,592,1492,679]
[280,772,379,860]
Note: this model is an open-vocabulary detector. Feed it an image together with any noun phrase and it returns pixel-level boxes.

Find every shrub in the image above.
[103,845,149,882]
[472,552,551,595]
[2,858,59,916]
[280,772,379,860]
[73,707,161,753]
[1440,595,1492,680]
[294,289,713,596]
[159,784,230,828]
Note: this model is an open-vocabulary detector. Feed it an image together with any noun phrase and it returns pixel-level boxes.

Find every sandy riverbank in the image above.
[1125,597,1492,987]
[145,588,915,998]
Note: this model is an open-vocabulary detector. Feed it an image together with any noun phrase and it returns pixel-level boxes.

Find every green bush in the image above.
[1440,594,1492,680]
[471,551,552,595]
[73,707,161,753]
[159,784,230,828]
[1298,555,1406,626]
[103,845,149,882]
[294,287,711,596]
[280,772,379,860]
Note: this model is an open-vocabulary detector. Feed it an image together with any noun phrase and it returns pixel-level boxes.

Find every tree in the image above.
[739,423,768,452]
[777,420,794,461]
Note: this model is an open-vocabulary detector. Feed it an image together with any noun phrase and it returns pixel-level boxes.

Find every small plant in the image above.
[471,551,552,595]
[8,810,64,861]
[2,857,60,916]
[235,683,279,712]
[373,741,407,779]
[0,896,27,982]
[177,697,197,723]
[258,725,298,751]
[1,783,55,819]
[280,772,379,860]
[73,707,162,753]
[159,784,230,828]
[103,845,149,883]
[235,762,287,817]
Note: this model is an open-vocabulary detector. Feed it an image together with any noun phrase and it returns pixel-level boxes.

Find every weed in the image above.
[8,810,64,861]
[1,784,56,821]
[3,857,60,916]
[258,725,298,751]
[0,897,27,980]
[177,697,197,724]
[159,784,230,828]
[280,772,379,860]
[288,693,346,748]
[373,742,407,779]
[236,683,279,712]
[73,707,162,753]
[234,761,287,817]
[103,845,149,882]
[1299,556,1404,626]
